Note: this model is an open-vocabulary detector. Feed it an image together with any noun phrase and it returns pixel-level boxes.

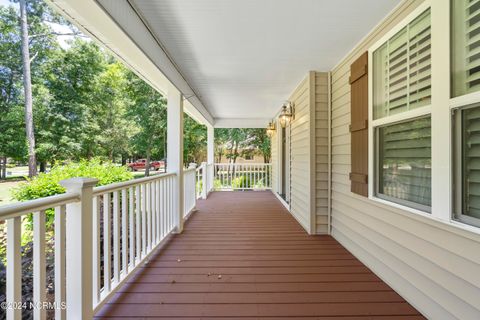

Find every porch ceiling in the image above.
[63,0,401,126]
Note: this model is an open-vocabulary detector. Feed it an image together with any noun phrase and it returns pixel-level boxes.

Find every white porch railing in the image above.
[0,162,271,319]
[0,169,197,320]
[214,163,272,190]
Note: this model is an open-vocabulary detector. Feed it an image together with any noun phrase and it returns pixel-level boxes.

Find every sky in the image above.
[0,0,13,8]
[0,0,84,48]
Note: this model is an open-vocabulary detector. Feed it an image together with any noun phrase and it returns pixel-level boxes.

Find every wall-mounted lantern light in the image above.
[278,101,294,128]
[266,121,276,137]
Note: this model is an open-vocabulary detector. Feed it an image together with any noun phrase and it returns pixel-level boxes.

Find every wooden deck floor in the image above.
[95,191,424,319]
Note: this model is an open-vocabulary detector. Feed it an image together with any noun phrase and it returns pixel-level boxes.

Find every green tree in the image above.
[37,40,106,164]
[250,129,270,163]
[214,128,271,164]
[95,62,136,160]
[183,114,206,166]
[126,71,166,176]
[0,1,61,175]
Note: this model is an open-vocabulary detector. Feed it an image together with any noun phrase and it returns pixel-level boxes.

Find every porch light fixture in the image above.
[266,121,276,137]
[278,101,294,128]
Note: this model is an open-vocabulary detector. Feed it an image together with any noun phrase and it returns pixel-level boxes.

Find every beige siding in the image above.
[271,125,278,194]
[270,72,329,234]
[315,72,329,234]
[289,74,312,232]
[330,1,480,319]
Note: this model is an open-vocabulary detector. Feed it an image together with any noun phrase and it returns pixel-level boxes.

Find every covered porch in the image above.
[1,0,479,319]
[96,191,422,319]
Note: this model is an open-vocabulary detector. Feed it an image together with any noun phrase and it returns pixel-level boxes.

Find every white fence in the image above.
[214,163,272,190]
[0,169,196,320]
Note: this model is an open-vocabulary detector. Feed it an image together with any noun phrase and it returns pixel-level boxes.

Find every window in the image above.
[376,117,431,211]
[373,9,431,119]
[244,154,254,160]
[371,8,432,212]
[451,0,480,97]
[453,104,480,227]
[452,0,480,228]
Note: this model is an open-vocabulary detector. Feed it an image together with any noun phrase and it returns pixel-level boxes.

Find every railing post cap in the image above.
[188,163,197,169]
[60,177,98,191]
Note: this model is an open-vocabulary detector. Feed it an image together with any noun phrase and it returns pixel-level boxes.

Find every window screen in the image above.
[376,117,431,210]
[457,105,480,223]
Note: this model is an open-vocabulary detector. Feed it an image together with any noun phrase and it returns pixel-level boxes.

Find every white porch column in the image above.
[207,124,214,193]
[167,87,185,233]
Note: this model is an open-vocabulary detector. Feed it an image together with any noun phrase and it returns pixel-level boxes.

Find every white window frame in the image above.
[368,1,433,215]
[449,0,480,229]
[364,0,480,235]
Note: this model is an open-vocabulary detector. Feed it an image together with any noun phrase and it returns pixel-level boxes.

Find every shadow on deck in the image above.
[95,191,424,319]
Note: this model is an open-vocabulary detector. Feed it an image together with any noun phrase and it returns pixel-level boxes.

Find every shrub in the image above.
[13,158,133,201]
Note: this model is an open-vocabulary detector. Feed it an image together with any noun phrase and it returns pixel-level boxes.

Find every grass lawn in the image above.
[0,179,24,205]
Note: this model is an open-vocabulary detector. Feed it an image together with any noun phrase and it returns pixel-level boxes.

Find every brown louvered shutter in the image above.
[349,52,368,197]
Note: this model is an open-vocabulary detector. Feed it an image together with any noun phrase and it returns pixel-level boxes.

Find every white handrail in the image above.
[93,172,176,195]
[0,192,79,219]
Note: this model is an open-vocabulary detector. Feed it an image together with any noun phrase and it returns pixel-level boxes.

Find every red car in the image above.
[128,159,164,171]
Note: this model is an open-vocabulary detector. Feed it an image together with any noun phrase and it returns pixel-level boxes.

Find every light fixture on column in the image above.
[266,121,276,137]
[278,101,294,128]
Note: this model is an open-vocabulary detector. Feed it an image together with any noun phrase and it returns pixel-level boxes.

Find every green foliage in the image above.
[12,158,132,201]
[126,70,167,174]
[231,175,252,189]
[214,128,271,164]
[0,1,271,174]
[184,115,207,165]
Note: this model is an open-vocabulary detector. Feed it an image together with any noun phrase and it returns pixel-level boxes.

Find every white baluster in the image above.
[113,191,120,284]
[129,187,135,268]
[92,197,100,305]
[7,216,22,320]
[55,205,66,319]
[33,210,46,320]
[103,192,111,293]
[121,189,128,275]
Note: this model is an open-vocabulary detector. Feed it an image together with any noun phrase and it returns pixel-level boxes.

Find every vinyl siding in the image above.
[330,1,480,319]
[271,123,278,194]
[289,74,312,232]
[315,72,329,234]
[270,72,329,234]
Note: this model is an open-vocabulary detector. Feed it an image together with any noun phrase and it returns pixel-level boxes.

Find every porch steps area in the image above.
[95,191,424,319]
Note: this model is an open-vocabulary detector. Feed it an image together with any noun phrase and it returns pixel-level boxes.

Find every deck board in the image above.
[95,191,424,319]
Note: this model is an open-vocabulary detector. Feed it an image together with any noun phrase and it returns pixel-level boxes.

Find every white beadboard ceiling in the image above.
[98,0,400,123]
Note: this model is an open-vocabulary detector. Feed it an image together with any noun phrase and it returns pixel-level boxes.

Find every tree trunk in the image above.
[20,0,37,177]
[145,148,151,177]
[0,157,6,179]
[39,161,46,173]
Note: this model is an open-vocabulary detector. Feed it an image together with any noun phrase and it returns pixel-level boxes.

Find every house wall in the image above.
[271,129,278,194]
[289,74,313,232]
[329,1,480,319]
[270,72,329,234]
